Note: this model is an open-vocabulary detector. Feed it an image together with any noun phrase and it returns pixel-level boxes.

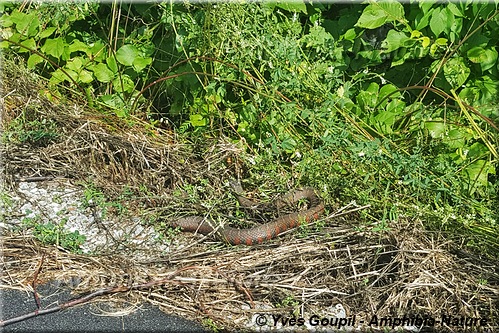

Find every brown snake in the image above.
[171,182,325,245]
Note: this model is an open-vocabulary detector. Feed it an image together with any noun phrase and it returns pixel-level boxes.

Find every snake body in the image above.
[171,186,324,245]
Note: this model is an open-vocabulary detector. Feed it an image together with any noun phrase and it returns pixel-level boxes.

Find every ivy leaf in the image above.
[116,44,139,66]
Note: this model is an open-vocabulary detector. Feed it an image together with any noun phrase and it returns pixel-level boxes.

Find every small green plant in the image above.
[21,216,86,253]
[3,112,60,145]
[202,318,224,333]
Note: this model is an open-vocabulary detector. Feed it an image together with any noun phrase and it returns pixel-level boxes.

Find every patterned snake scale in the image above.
[171,182,325,245]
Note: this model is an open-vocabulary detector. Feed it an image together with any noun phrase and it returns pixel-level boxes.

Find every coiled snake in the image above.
[171,181,325,245]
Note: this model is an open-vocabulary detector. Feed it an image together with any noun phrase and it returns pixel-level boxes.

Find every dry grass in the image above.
[1,56,498,332]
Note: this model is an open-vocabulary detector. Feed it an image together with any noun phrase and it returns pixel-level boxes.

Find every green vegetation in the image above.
[1,2,498,256]
[20,214,86,253]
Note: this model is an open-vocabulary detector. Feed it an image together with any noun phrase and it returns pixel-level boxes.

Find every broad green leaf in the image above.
[132,56,152,72]
[374,110,396,133]
[99,94,125,111]
[468,142,489,160]
[90,41,106,62]
[435,38,447,46]
[190,114,207,127]
[467,47,498,72]
[50,68,68,85]
[65,57,84,72]
[93,63,114,82]
[39,26,57,39]
[77,69,93,84]
[379,84,399,100]
[272,1,307,14]
[425,120,446,138]
[10,11,29,32]
[69,39,89,54]
[106,56,118,73]
[415,7,433,30]
[480,48,498,72]
[357,2,404,29]
[444,7,455,36]
[445,128,471,149]
[27,53,43,69]
[26,14,39,37]
[18,38,35,53]
[41,37,65,59]
[464,159,494,188]
[281,137,297,152]
[467,47,488,63]
[421,36,430,48]
[429,8,445,37]
[357,7,387,29]
[443,57,470,88]
[447,3,464,17]
[116,44,139,66]
[383,30,409,52]
[0,13,13,27]
[112,75,135,93]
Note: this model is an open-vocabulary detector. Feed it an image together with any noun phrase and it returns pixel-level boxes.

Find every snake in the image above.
[171,182,325,245]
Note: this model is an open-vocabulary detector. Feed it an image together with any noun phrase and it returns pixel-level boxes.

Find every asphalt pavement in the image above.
[1,281,206,333]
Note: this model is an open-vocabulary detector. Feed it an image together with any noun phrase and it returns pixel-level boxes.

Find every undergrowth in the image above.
[1,2,498,257]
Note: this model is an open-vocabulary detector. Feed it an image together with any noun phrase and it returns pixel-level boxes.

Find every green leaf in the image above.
[99,94,125,111]
[415,7,433,30]
[69,39,89,54]
[382,30,409,53]
[190,114,207,127]
[39,26,57,39]
[480,48,498,72]
[132,56,152,72]
[271,1,307,14]
[464,160,494,188]
[116,44,139,66]
[112,75,135,93]
[65,57,84,72]
[357,2,405,29]
[421,36,430,48]
[106,56,118,73]
[92,63,115,83]
[26,14,39,37]
[41,37,65,59]
[443,57,470,88]
[468,47,498,72]
[467,47,487,63]
[425,120,446,138]
[27,53,44,69]
[77,69,93,84]
[18,38,35,53]
[444,128,469,149]
[429,8,446,37]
